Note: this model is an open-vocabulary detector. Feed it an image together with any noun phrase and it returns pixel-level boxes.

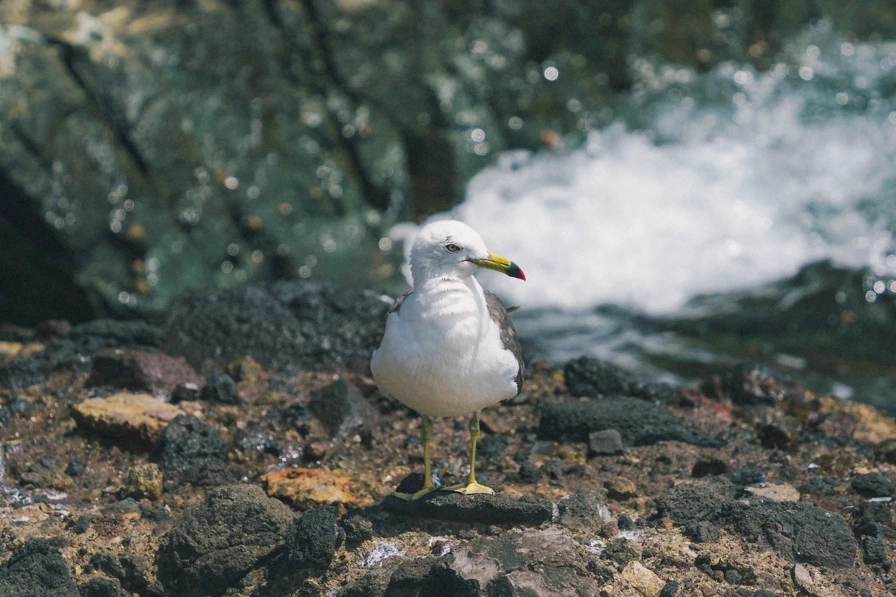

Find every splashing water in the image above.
[456,51,896,313]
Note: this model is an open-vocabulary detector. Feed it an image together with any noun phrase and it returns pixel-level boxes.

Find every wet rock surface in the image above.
[1,300,895,596]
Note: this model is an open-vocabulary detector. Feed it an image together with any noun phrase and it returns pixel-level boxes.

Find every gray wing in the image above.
[484,290,525,394]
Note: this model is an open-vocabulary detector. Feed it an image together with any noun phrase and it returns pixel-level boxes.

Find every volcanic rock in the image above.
[309,376,382,440]
[0,539,79,597]
[156,484,294,596]
[537,396,721,447]
[151,414,229,484]
[286,505,340,569]
[715,500,857,568]
[384,491,553,526]
[200,370,240,405]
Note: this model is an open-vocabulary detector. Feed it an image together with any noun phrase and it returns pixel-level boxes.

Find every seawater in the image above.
[395,30,896,412]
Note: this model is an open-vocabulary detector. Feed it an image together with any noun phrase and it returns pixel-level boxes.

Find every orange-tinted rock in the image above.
[263,467,374,511]
[72,392,185,447]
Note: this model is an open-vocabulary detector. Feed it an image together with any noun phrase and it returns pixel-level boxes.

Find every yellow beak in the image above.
[468,253,526,280]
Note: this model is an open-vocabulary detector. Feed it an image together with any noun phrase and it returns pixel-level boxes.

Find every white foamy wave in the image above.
[452,59,896,313]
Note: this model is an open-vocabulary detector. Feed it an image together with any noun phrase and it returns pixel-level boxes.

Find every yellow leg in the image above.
[447,411,494,495]
[394,415,437,500]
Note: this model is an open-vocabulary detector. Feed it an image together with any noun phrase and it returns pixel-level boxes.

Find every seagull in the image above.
[371,220,526,499]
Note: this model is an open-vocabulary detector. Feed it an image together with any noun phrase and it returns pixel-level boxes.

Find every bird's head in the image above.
[409,220,526,284]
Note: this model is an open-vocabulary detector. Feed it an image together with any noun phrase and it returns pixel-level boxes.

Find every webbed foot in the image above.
[445,481,494,495]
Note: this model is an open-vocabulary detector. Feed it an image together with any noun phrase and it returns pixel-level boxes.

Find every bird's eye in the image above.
[445,243,461,253]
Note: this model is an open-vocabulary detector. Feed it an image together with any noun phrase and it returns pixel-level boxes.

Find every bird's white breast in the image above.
[371,278,520,418]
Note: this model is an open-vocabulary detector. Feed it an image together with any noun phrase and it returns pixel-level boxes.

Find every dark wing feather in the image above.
[484,290,525,393]
[386,290,412,318]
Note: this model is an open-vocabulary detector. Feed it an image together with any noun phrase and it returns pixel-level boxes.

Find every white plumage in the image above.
[371,275,520,417]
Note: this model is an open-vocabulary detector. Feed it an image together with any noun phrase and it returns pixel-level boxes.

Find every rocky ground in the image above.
[1,281,895,597]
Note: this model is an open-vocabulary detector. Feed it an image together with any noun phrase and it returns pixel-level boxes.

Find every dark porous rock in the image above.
[286,505,340,569]
[564,356,639,397]
[385,557,479,597]
[692,456,729,478]
[151,414,227,477]
[384,557,441,596]
[517,460,543,483]
[588,429,624,457]
[659,579,680,597]
[200,370,240,405]
[40,320,163,373]
[164,282,389,373]
[851,472,895,498]
[8,398,29,417]
[336,569,391,597]
[715,500,857,568]
[394,472,443,495]
[65,458,85,478]
[88,553,123,581]
[450,527,600,595]
[757,423,797,452]
[85,348,201,399]
[0,538,79,597]
[70,319,164,350]
[854,500,893,529]
[103,498,142,515]
[876,439,896,464]
[618,513,637,531]
[477,433,511,460]
[384,491,553,526]
[604,537,641,565]
[537,396,722,447]
[342,513,375,548]
[861,534,887,564]
[556,490,613,531]
[722,365,812,406]
[156,484,294,597]
[540,459,564,481]
[268,281,391,369]
[163,285,302,372]
[309,377,382,440]
[655,478,736,525]
[0,356,44,389]
[79,577,130,597]
[685,520,721,543]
